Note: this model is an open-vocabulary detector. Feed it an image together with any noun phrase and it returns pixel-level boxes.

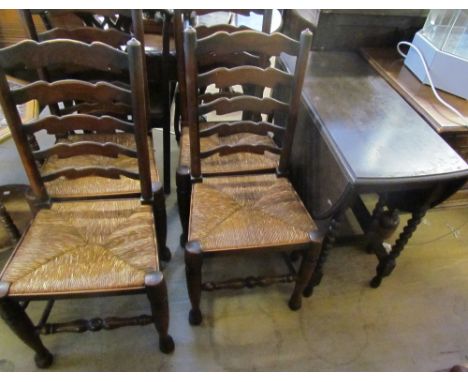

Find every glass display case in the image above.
[421,10,468,60]
[404,9,468,99]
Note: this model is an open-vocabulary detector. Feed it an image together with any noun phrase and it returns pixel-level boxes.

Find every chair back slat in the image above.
[198,66,293,89]
[0,39,129,73]
[197,31,300,57]
[33,141,137,160]
[197,51,268,72]
[27,9,133,33]
[195,24,251,39]
[23,115,133,135]
[42,167,140,182]
[11,80,131,108]
[200,143,281,159]
[59,102,132,117]
[198,91,244,103]
[198,96,289,116]
[38,27,131,46]
[199,121,285,138]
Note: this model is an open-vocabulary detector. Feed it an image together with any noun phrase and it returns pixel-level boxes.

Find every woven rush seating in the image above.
[1,198,158,296]
[179,125,279,175]
[42,134,160,199]
[188,174,317,251]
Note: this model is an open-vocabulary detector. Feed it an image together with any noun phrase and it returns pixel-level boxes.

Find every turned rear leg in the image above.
[289,241,321,310]
[176,167,191,247]
[153,183,171,262]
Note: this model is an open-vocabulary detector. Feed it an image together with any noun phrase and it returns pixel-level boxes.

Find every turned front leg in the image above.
[0,283,53,368]
[145,272,174,354]
[185,241,203,325]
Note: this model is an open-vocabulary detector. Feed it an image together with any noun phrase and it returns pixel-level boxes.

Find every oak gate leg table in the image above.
[278,51,468,294]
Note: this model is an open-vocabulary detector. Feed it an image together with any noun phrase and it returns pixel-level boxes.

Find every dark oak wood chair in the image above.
[182,28,323,325]
[0,38,174,368]
[19,9,173,193]
[175,11,285,245]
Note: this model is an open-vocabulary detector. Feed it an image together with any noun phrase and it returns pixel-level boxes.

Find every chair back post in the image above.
[262,10,273,33]
[277,29,312,176]
[184,27,202,180]
[161,11,172,131]
[127,38,153,203]
[0,68,49,203]
[130,9,151,127]
[174,10,188,125]
[19,10,39,40]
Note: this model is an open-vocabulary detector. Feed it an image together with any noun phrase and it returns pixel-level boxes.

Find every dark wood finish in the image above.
[145,271,175,354]
[199,121,285,137]
[361,47,468,204]
[39,315,153,334]
[202,274,296,291]
[12,80,132,106]
[0,38,174,368]
[24,114,134,135]
[278,51,468,293]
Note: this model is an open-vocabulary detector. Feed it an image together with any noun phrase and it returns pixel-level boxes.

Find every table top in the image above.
[361,47,468,134]
[280,51,468,186]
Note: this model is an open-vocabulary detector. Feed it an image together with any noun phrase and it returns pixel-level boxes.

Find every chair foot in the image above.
[370,276,382,288]
[302,285,314,298]
[288,297,302,311]
[160,247,171,262]
[34,351,53,369]
[179,233,187,247]
[188,309,202,326]
[159,335,175,354]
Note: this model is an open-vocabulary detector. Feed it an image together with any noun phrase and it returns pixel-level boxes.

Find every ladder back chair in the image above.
[20,9,173,193]
[183,28,323,325]
[175,10,281,244]
[0,38,174,368]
